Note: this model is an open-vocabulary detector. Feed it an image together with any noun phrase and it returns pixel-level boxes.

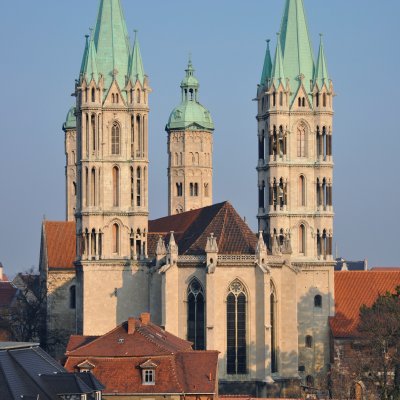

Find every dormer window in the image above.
[140,359,158,385]
[77,360,95,373]
[142,369,155,385]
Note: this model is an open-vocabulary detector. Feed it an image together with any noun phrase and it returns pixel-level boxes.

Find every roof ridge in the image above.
[136,326,175,355]
[182,202,228,254]
[169,354,184,393]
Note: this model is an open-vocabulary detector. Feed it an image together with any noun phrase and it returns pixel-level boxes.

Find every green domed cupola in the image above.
[166,58,214,132]
[63,106,77,131]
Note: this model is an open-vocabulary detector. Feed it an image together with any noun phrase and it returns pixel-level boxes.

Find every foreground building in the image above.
[65,313,219,400]
[0,342,103,400]
[329,270,400,399]
[41,0,338,396]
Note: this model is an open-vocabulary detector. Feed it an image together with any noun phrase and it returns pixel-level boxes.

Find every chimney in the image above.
[0,263,3,281]
[140,313,151,326]
[128,318,136,334]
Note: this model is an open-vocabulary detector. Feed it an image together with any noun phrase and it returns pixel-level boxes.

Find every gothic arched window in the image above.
[298,175,306,207]
[113,166,119,207]
[111,122,120,155]
[299,224,306,255]
[297,123,307,158]
[69,285,76,309]
[91,168,96,206]
[314,294,322,308]
[270,282,278,373]
[136,167,142,207]
[176,183,183,197]
[130,167,134,207]
[227,280,247,375]
[187,279,205,350]
[91,88,96,103]
[112,223,120,254]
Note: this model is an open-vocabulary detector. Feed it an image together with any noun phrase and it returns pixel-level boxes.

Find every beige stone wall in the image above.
[168,130,213,215]
[79,262,149,336]
[46,269,76,356]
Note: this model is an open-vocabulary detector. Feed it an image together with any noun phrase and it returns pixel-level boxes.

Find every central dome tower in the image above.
[166,59,214,215]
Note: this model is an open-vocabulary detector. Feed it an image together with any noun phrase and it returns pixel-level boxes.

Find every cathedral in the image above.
[40,0,335,396]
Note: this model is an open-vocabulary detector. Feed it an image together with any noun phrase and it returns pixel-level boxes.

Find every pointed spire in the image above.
[84,31,99,83]
[279,0,315,96]
[313,34,330,90]
[93,0,131,90]
[129,30,145,86]
[260,39,272,85]
[271,33,285,85]
[80,35,90,76]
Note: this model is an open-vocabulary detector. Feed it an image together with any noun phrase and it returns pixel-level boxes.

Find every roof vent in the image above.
[118,338,125,344]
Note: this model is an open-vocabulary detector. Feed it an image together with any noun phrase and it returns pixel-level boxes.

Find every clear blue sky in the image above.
[0,0,399,276]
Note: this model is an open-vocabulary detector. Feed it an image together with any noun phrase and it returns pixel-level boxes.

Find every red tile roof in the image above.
[330,271,400,338]
[66,319,192,358]
[43,221,76,269]
[149,202,257,256]
[0,282,18,308]
[65,316,218,395]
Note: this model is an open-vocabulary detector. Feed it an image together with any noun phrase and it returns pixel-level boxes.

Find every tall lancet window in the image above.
[297,123,307,158]
[227,280,247,375]
[187,279,205,350]
[113,166,120,207]
[111,122,120,155]
[270,282,278,373]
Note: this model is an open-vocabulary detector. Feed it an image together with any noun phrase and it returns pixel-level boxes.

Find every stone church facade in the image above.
[40,0,336,396]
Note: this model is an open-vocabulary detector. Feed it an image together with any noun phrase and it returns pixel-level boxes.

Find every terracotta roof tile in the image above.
[149,202,257,256]
[66,320,192,358]
[43,221,76,269]
[330,271,400,338]
[65,318,218,395]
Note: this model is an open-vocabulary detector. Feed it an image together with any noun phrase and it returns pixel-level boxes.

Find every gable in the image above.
[149,202,257,256]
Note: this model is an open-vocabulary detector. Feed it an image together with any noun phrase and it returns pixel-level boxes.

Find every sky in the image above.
[0,0,399,277]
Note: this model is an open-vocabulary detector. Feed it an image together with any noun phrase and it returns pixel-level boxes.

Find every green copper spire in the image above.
[129,31,145,86]
[166,58,214,132]
[260,40,272,85]
[84,32,99,83]
[280,0,315,95]
[314,34,330,90]
[80,35,90,75]
[93,0,130,90]
[271,33,285,85]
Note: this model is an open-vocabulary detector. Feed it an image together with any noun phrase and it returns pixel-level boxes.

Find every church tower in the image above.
[71,0,151,335]
[257,0,334,261]
[63,106,77,221]
[166,59,214,215]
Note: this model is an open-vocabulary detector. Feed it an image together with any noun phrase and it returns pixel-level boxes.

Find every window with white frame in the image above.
[142,369,155,385]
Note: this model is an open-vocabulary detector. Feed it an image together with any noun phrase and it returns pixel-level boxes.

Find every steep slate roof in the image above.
[148,202,257,256]
[330,271,400,338]
[0,343,103,400]
[65,316,219,395]
[43,221,76,269]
